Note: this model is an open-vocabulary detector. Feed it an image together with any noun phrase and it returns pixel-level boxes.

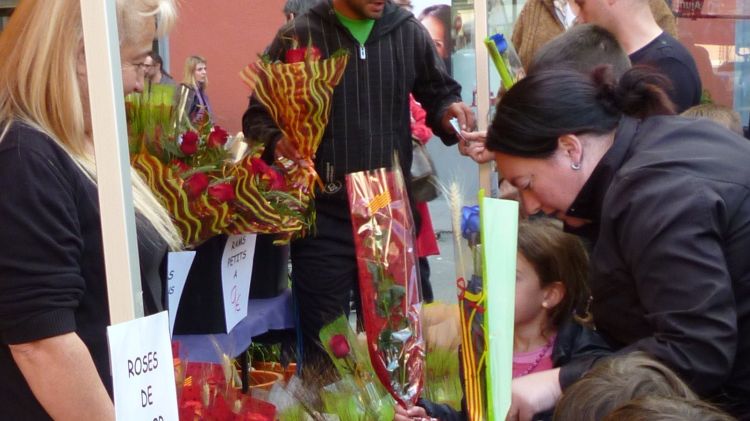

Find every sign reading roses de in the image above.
[107,311,178,421]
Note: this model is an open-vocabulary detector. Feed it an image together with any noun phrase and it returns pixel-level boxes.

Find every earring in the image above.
[542,301,549,308]
[571,162,581,171]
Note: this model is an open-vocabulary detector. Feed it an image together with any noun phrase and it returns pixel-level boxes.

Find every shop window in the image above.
[673,0,750,128]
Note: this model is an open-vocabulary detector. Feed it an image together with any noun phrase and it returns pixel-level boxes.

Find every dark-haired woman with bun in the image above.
[487,65,750,420]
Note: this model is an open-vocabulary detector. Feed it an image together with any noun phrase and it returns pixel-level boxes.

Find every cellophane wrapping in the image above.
[345,165,425,408]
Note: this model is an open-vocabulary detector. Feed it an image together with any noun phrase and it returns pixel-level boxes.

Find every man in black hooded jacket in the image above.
[243,0,474,370]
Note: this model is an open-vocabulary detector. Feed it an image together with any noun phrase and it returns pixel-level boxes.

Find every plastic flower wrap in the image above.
[448,185,488,421]
[484,33,525,90]
[171,341,277,421]
[126,86,311,247]
[317,316,395,420]
[345,164,425,408]
[240,42,349,201]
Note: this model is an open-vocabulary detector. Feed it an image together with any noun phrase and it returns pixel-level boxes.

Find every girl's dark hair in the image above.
[517,218,590,329]
[487,65,676,158]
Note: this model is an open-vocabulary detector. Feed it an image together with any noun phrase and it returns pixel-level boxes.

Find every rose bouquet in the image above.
[171,341,277,421]
[318,315,395,420]
[126,86,311,246]
[345,163,425,408]
[240,41,349,202]
[448,185,488,421]
[449,186,520,420]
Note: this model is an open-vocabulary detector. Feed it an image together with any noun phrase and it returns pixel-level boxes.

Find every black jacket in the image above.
[242,0,462,216]
[563,115,750,418]
[421,320,611,421]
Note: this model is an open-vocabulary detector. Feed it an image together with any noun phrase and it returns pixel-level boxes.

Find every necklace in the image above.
[517,338,554,377]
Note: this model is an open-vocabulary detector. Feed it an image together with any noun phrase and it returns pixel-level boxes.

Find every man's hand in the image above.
[506,368,562,421]
[441,102,475,136]
[394,404,435,421]
[274,136,311,168]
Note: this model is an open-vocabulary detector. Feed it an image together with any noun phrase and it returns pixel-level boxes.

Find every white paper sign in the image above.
[221,234,257,331]
[166,251,196,335]
[107,311,178,421]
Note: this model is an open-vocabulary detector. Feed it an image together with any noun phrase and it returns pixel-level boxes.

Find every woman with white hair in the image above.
[0,0,181,419]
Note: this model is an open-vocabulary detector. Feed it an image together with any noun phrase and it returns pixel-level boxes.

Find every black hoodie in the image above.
[243,0,462,214]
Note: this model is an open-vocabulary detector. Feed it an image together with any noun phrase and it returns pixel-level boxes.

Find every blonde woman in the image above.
[0,0,181,419]
[180,55,212,124]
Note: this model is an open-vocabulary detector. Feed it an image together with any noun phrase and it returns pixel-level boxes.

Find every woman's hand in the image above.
[506,368,562,421]
[457,130,495,164]
[394,404,436,421]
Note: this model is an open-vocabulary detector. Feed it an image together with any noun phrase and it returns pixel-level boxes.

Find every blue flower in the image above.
[461,205,480,240]
[489,33,508,54]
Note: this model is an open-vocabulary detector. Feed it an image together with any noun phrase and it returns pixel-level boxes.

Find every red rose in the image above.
[329,334,350,359]
[250,157,270,174]
[207,126,228,148]
[264,169,285,190]
[285,46,322,63]
[180,131,199,155]
[183,172,209,198]
[208,183,235,203]
[170,159,190,173]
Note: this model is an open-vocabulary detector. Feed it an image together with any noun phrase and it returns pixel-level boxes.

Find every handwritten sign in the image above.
[221,234,257,331]
[166,251,196,335]
[108,311,178,421]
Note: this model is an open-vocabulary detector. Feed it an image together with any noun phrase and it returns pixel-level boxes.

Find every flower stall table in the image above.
[173,288,294,363]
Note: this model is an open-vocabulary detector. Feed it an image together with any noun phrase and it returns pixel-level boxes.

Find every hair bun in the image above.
[616,65,677,118]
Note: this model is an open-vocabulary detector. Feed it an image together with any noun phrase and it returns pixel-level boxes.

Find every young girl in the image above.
[395,218,610,421]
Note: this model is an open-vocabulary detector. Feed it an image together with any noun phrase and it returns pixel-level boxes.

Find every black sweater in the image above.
[0,124,167,419]
[564,116,750,417]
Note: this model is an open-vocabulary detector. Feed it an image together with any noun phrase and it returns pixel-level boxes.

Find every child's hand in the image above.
[394,404,437,421]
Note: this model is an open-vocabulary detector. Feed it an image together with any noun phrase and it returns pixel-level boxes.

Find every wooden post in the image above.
[474,0,493,197]
[80,0,143,323]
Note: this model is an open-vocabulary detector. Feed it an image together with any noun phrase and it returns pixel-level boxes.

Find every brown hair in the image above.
[554,352,697,421]
[517,218,590,329]
[603,396,735,421]
[681,103,743,136]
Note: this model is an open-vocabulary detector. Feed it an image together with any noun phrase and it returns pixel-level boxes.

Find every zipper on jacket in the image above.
[359,45,366,60]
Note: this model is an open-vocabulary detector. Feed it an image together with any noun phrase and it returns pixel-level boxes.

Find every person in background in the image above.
[180,55,212,124]
[144,51,175,92]
[283,0,317,21]
[418,4,452,74]
[243,0,474,372]
[0,0,181,419]
[396,218,611,421]
[681,103,744,137]
[575,0,700,112]
[486,64,750,419]
[512,0,675,70]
